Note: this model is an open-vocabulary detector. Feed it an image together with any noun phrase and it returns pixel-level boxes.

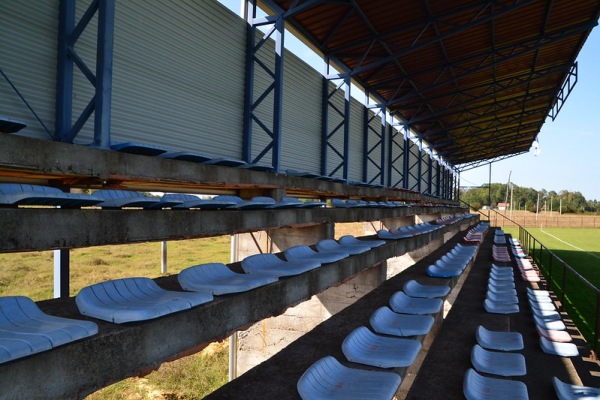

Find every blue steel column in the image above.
[55,0,115,146]
[380,109,387,186]
[362,106,368,183]
[417,137,423,193]
[402,130,410,190]
[55,0,75,142]
[427,153,433,195]
[242,2,256,163]
[242,1,284,172]
[321,72,350,180]
[93,0,115,148]
[272,16,284,172]
[320,73,329,175]
[343,76,350,180]
[436,162,441,197]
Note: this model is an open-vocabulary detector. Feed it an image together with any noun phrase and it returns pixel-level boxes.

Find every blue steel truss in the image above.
[321,72,350,180]
[363,101,386,186]
[550,62,578,121]
[56,0,115,147]
[387,125,405,188]
[243,0,286,172]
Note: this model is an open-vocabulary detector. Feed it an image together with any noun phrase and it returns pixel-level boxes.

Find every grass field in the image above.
[500,227,600,349]
[0,236,232,399]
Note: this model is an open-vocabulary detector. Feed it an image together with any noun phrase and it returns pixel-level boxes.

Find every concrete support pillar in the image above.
[235,221,385,375]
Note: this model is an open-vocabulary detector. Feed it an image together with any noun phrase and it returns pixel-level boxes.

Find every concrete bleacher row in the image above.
[0,214,477,398]
[1,226,438,361]
[408,229,600,400]
[296,228,485,399]
[205,225,600,399]
[0,184,460,210]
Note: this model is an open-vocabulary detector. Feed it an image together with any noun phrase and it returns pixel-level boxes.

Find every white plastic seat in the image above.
[178,263,278,295]
[297,356,401,400]
[341,326,421,368]
[471,344,526,376]
[464,368,529,400]
[76,277,213,323]
[540,336,579,357]
[552,377,600,400]
[370,307,434,337]
[0,296,98,364]
[389,292,443,314]
[402,280,450,298]
[241,253,321,277]
[476,326,524,351]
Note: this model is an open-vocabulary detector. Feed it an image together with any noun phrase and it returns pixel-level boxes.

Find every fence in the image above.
[476,210,600,228]
[480,208,600,355]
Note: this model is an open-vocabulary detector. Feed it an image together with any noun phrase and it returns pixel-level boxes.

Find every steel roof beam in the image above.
[380,20,595,108]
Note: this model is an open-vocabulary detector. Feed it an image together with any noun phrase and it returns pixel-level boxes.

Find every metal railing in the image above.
[469,205,600,355]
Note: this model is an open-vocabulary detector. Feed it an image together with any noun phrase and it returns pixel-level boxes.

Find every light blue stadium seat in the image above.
[297,356,401,400]
[277,197,325,208]
[486,291,519,304]
[471,345,526,376]
[426,264,463,278]
[76,277,213,323]
[161,193,209,209]
[229,196,276,209]
[0,296,98,364]
[93,189,164,209]
[241,253,321,277]
[0,116,27,133]
[476,325,524,351]
[158,151,213,163]
[0,183,103,207]
[533,314,566,331]
[377,229,413,240]
[540,337,579,357]
[338,235,385,248]
[463,368,529,400]
[202,157,247,167]
[178,263,278,295]
[484,298,519,314]
[110,141,168,156]
[180,194,239,210]
[402,280,450,298]
[370,307,434,337]
[284,245,349,265]
[316,239,370,255]
[341,326,421,368]
[389,292,443,314]
[552,376,600,400]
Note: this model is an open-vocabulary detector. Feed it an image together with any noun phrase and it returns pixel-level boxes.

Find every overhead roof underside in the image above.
[264,0,599,168]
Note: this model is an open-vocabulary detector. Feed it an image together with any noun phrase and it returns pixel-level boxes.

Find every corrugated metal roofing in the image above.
[263,0,600,168]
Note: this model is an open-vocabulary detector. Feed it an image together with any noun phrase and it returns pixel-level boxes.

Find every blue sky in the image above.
[218,1,600,201]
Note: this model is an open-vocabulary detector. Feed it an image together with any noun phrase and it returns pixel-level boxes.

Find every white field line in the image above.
[540,227,600,261]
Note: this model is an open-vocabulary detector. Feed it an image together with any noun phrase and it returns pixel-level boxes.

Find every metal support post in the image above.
[53,249,70,299]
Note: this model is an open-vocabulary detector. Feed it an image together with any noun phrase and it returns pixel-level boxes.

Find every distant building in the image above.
[497,202,509,210]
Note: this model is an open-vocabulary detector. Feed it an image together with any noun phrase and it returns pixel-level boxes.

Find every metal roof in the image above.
[262,0,599,170]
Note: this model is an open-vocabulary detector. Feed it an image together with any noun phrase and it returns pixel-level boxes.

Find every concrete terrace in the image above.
[207,229,600,400]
